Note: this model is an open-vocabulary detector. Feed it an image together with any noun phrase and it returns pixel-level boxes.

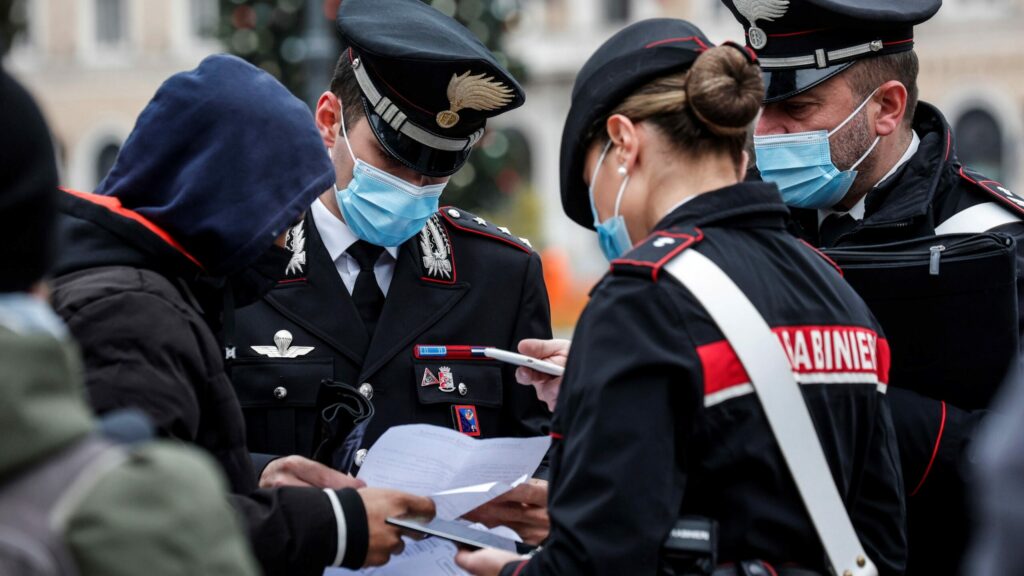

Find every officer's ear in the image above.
[315,91,342,149]
[605,114,639,174]
[872,80,909,138]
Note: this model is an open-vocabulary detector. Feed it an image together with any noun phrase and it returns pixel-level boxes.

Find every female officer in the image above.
[456,19,906,576]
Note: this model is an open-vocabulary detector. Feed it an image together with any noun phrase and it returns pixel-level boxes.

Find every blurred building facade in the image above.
[5,0,220,190]
[504,0,1024,318]
[5,0,1023,332]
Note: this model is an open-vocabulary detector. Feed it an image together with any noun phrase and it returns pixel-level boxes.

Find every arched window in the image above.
[954,107,1005,181]
[94,142,121,186]
[95,0,126,47]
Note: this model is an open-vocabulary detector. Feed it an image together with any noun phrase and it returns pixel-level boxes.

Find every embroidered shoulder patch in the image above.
[418,214,455,282]
[611,227,703,282]
[437,206,533,254]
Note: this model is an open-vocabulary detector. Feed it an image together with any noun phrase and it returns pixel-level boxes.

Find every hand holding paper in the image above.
[355,424,551,520]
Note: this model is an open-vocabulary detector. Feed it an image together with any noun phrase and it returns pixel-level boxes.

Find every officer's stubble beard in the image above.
[830,107,880,211]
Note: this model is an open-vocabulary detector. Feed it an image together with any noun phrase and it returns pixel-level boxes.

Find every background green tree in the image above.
[0,0,27,56]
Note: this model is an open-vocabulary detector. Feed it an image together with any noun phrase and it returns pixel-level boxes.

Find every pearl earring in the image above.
[617,165,627,176]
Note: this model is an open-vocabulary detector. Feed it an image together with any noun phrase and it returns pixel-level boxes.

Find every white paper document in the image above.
[324,525,521,576]
[356,424,551,520]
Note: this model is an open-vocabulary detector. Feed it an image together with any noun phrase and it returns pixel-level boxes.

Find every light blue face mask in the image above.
[754,88,881,209]
[333,112,446,247]
[588,141,634,262]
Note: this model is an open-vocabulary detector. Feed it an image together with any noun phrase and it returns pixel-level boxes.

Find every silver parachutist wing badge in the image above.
[251,330,315,358]
[420,216,453,280]
[733,0,790,49]
[284,221,306,276]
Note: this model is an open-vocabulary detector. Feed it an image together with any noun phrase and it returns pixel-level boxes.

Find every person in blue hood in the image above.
[48,54,434,575]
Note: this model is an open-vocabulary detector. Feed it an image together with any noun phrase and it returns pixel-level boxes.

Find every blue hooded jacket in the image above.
[94,54,334,276]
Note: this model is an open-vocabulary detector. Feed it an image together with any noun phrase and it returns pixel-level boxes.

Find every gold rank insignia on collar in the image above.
[436,72,515,129]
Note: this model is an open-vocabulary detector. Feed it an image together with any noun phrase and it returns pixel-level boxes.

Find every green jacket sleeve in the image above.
[62,442,259,576]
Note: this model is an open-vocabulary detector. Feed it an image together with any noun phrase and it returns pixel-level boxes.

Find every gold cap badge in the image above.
[436,71,514,129]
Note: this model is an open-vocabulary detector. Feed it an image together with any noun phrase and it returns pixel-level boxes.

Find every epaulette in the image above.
[610,227,703,282]
[436,206,534,254]
[959,166,1024,218]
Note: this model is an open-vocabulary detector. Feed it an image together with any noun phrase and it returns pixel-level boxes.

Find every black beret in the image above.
[719,0,941,102]
[560,19,713,229]
[336,0,525,177]
[0,67,58,292]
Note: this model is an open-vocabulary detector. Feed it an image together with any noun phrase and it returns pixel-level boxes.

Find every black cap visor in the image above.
[763,61,855,104]
[361,97,472,178]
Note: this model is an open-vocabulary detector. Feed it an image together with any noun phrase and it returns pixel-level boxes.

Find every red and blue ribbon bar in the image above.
[414,345,489,360]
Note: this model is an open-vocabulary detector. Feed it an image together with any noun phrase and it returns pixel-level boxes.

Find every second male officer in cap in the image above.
[720,0,1024,572]
[228,0,552,543]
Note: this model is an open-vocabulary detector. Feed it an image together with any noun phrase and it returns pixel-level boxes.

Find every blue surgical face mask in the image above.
[333,112,446,247]
[588,141,634,261]
[754,87,881,209]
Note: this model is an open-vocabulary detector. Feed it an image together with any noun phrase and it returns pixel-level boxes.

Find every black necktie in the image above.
[819,213,858,247]
[347,240,386,337]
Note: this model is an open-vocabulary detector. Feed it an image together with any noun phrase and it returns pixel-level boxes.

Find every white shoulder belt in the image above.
[664,250,877,576]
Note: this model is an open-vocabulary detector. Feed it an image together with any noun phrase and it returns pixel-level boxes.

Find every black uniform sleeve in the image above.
[502,251,554,440]
[60,290,205,440]
[848,394,907,575]
[520,277,701,576]
[887,387,986,574]
[229,487,368,575]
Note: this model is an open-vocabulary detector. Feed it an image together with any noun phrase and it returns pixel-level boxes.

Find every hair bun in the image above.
[685,46,764,137]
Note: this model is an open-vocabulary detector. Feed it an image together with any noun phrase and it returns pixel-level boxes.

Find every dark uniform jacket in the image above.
[790,102,1024,574]
[505,182,907,576]
[50,191,369,576]
[229,205,552,468]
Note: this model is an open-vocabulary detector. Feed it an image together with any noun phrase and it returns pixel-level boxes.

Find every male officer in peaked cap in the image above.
[228,0,553,544]
[721,0,1024,572]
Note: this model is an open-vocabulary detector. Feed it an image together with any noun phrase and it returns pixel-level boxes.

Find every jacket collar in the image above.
[263,215,470,384]
[862,102,954,225]
[655,181,790,232]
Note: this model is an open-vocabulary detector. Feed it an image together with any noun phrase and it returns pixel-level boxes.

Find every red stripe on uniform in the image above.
[510,560,530,576]
[766,27,828,38]
[697,339,750,396]
[911,401,947,497]
[876,337,891,385]
[696,325,888,403]
[645,36,709,50]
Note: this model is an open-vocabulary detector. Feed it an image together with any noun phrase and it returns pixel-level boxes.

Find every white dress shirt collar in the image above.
[311,198,400,295]
[311,198,400,262]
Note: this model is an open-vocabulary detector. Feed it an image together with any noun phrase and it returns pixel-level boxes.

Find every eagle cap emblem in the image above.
[733,0,790,50]
[436,71,514,129]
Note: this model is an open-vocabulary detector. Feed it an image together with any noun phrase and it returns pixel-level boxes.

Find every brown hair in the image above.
[329,50,366,128]
[844,51,920,127]
[587,45,764,163]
